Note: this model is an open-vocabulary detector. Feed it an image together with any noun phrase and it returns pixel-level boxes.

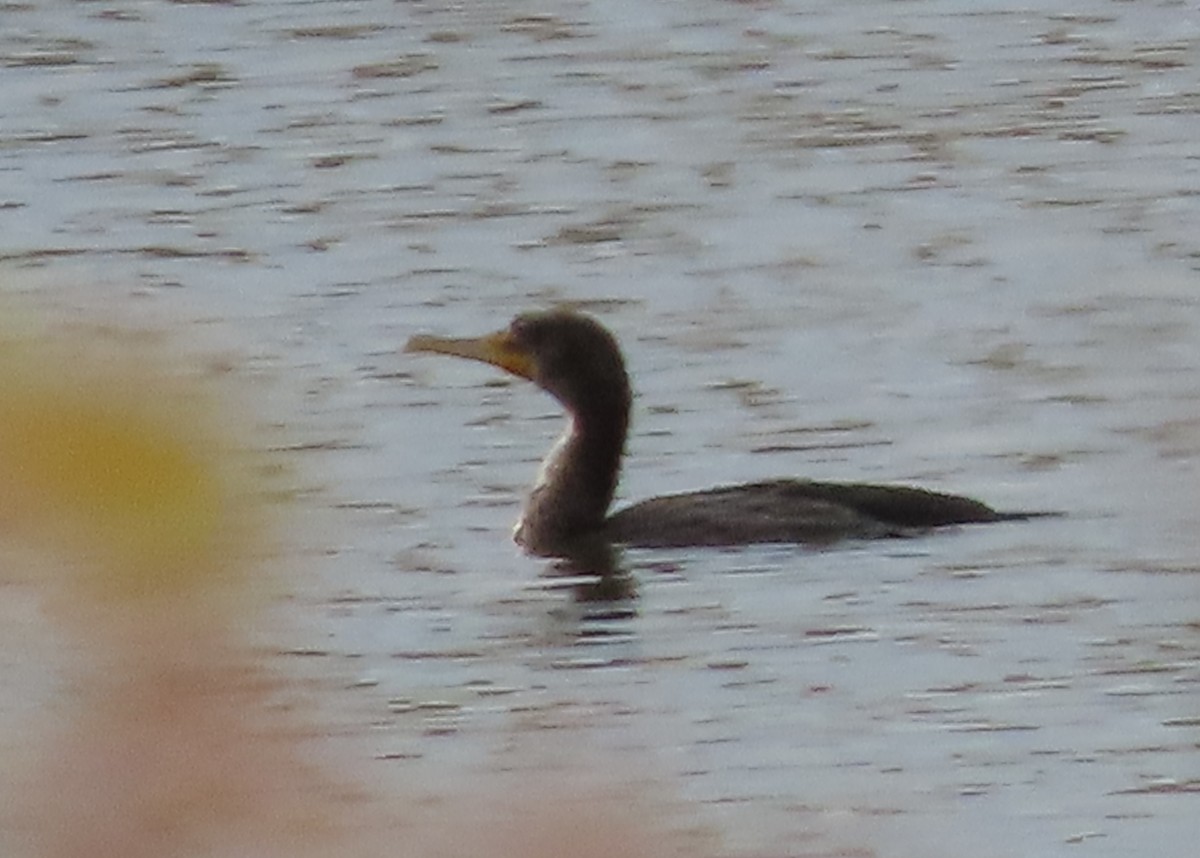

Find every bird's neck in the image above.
[516,401,628,555]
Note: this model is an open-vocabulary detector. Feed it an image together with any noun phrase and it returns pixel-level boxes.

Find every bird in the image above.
[406,310,1050,557]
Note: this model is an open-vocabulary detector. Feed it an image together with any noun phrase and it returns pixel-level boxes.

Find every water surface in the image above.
[2,1,1199,855]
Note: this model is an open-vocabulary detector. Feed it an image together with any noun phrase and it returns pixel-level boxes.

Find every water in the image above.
[2,1,1199,855]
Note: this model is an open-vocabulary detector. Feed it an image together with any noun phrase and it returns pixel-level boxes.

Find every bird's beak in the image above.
[405,329,536,380]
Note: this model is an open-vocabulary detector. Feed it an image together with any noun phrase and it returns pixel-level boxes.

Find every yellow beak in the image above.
[405,329,536,380]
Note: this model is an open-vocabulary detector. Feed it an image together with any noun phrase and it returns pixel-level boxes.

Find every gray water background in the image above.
[3,1,1200,855]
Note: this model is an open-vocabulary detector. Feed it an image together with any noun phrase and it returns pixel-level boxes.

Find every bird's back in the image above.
[604,478,1040,549]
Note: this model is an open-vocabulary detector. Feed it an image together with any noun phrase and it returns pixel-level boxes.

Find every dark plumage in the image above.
[407,310,1049,557]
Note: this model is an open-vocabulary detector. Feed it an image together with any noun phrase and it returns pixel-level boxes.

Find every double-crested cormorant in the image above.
[407,310,1048,556]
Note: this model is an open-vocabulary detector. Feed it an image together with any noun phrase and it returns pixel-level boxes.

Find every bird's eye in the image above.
[511,316,543,347]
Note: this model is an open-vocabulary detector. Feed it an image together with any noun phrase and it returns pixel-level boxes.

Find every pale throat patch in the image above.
[532,415,575,493]
[515,416,575,547]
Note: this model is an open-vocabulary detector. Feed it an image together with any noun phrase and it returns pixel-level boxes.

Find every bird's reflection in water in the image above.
[540,534,638,604]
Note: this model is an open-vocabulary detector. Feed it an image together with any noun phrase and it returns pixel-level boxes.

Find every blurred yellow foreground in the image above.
[0,314,332,858]
[0,329,250,602]
[0,308,698,858]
